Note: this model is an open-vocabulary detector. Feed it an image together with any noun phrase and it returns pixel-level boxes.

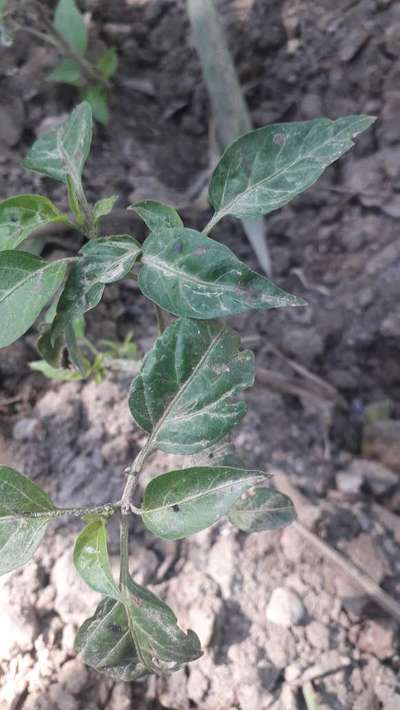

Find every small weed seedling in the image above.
[0,103,374,678]
[0,0,117,124]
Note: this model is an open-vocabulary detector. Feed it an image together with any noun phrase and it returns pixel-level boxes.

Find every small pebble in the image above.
[266,587,305,627]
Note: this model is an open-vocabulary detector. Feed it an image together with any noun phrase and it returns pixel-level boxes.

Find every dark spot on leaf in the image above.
[110,623,121,633]
[172,504,180,512]
[9,212,19,224]
[193,247,207,257]
[174,240,184,253]
[273,132,287,146]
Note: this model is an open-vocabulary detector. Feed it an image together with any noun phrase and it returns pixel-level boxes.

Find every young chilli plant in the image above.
[0,0,118,125]
[0,103,374,679]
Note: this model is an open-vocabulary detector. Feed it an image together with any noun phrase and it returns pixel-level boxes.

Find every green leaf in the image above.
[130,201,183,231]
[75,596,147,681]
[65,322,91,375]
[93,195,119,222]
[0,251,69,348]
[139,227,304,319]
[30,360,84,381]
[228,488,296,532]
[208,116,376,221]
[129,318,254,455]
[0,466,55,575]
[50,270,103,340]
[97,47,118,80]
[99,332,137,360]
[142,466,267,540]
[84,85,109,126]
[125,576,202,673]
[79,235,141,282]
[48,58,82,86]
[23,102,92,185]
[74,518,120,599]
[0,1,8,14]
[191,438,243,467]
[0,194,69,251]
[54,0,87,55]
[50,236,141,339]
[72,315,86,339]
[36,328,65,368]
[76,577,202,679]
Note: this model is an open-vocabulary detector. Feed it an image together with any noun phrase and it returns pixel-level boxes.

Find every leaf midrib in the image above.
[214,123,348,218]
[91,523,119,596]
[127,607,197,662]
[0,259,66,305]
[144,325,226,450]
[142,253,250,295]
[145,470,265,514]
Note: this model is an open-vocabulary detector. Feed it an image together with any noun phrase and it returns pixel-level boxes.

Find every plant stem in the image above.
[120,447,148,515]
[118,447,151,590]
[119,515,130,588]
[302,681,320,710]
[118,301,169,588]
[9,22,60,47]
[3,502,118,521]
[82,336,100,358]
[71,178,97,240]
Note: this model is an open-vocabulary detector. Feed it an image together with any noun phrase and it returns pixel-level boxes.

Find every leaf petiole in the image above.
[202,211,221,235]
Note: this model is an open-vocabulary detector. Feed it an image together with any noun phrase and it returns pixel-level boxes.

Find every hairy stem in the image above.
[2,502,118,521]
[66,170,97,240]
[118,448,150,590]
[119,515,130,588]
[9,22,59,47]
[120,447,148,515]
